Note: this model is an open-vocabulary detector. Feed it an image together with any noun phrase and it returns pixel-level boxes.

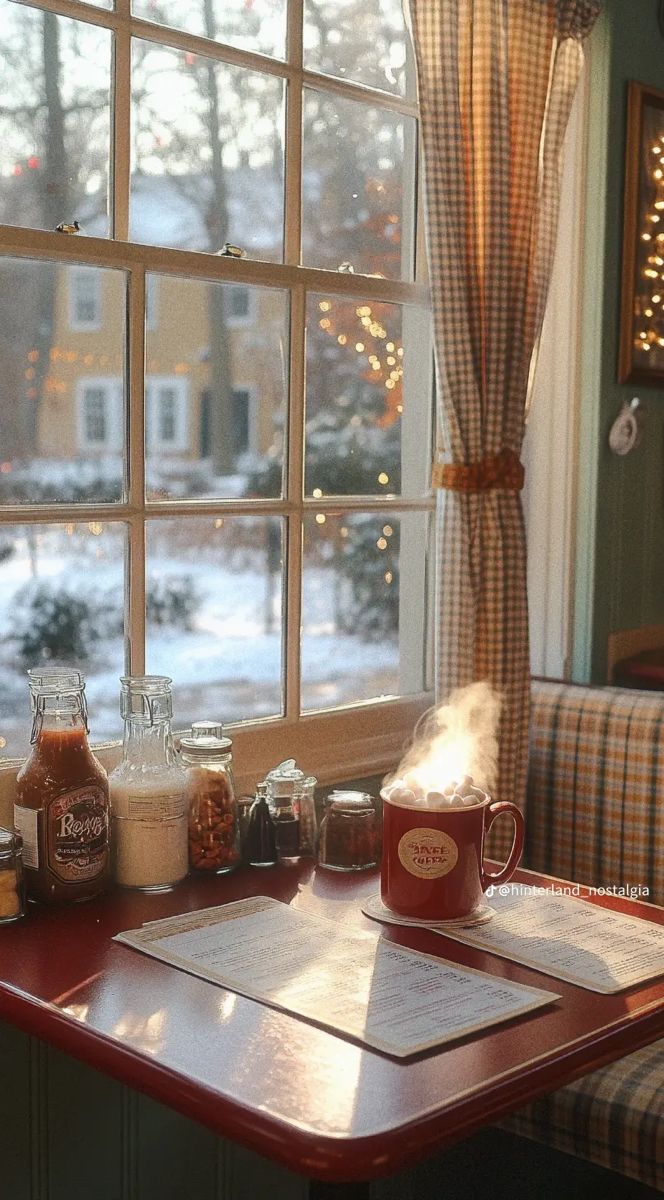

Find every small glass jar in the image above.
[298,775,318,856]
[317,791,379,872]
[0,828,26,923]
[181,734,240,874]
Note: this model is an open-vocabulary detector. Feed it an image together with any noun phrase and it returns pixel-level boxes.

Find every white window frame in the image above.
[0,0,434,787]
[69,265,103,331]
[146,376,189,453]
[75,377,124,453]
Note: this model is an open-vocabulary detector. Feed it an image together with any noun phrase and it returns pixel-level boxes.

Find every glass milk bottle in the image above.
[14,669,110,905]
[109,676,188,891]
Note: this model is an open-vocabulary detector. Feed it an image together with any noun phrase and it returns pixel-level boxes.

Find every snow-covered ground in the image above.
[0,523,399,759]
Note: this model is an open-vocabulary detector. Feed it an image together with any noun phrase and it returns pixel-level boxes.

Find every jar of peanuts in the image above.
[180,733,241,875]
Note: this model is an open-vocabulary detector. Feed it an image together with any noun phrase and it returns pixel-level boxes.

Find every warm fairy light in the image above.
[385,379,395,389]
[396,404,403,413]
[315,513,326,525]
[372,362,380,371]
[646,308,654,317]
[384,571,393,584]
[27,349,39,363]
[376,537,387,550]
[340,526,349,538]
[214,518,224,528]
[386,355,396,365]
[397,347,404,357]
[361,316,371,326]
[312,487,323,498]
[643,233,652,241]
[337,334,347,345]
[319,300,331,312]
[383,524,393,536]
[386,342,395,352]
[378,472,389,485]
[88,522,103,536]
[319,318,331,329]
[355,342,365,352]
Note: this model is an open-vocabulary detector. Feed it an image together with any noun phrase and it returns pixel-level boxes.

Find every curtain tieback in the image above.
[431,448,525,493]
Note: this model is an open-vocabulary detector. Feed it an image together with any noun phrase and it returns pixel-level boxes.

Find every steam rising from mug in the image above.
[384,681,502,803]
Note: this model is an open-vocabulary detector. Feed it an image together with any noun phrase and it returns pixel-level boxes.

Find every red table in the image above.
[0,863,662,1186]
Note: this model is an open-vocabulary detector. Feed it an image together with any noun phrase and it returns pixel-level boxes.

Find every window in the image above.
[76,379,124,454]
[0,0,433,776]
[69,267,102,330]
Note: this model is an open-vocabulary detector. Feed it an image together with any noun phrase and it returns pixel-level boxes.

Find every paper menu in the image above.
[434,888,664,993]
[114,897,560,1058]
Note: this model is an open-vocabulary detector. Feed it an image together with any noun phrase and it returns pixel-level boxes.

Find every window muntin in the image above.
[0,0,433,768]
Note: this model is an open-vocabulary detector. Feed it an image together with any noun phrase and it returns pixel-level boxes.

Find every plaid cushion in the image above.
[500,1040,664,1191]
[525,681,664,905]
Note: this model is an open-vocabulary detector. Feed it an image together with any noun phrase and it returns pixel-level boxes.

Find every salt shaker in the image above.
[0,828,25,923]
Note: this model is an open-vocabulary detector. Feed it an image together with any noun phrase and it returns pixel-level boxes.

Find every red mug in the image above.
[380,790,525,921]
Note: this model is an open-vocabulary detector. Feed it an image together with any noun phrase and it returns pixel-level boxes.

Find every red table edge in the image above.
[1,970,662,1183]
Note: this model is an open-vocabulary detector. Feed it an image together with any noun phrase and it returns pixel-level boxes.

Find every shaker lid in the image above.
[191,720,226,740]
[180,734,232,755]
[326,790,373,811]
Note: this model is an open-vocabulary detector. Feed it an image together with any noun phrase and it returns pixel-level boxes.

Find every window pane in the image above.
[146,516,284,723]
[132,0,286,60]
[302,89,415,279]
[301,511,428,711]
[0,3,111,236]
[304,0,415,98]
[131,41,285,260]
[305,294,432,498]
[145,276,287,500]
[0,521,126,759]
[0,258,126,504]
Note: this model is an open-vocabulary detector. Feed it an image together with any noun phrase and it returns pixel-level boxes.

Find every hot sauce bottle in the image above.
[14,669,110,905]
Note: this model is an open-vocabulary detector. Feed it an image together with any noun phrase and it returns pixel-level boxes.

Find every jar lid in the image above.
[180,734,233,756]
[0,827,22,860]
[266,759,304,783]
[191,720,226,740]
[326,790,373,811]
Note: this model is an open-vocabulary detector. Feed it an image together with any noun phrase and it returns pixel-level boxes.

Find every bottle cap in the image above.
[120,676,173,724]
[191,720,226,740]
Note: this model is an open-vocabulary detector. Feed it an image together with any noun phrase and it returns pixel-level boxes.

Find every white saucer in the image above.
[361,892,494,930]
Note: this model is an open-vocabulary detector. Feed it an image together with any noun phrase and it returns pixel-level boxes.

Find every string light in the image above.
[636,136,664,356]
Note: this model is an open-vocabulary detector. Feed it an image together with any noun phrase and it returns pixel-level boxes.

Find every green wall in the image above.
[575,0,664,682]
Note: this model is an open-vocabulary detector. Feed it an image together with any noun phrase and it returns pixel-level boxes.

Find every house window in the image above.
[75,379,124,453]
[146,378,189,452]
[69,267,102,330]
[0,0,433,776]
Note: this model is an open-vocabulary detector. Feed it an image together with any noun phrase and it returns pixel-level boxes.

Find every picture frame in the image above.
[618,81,664,385]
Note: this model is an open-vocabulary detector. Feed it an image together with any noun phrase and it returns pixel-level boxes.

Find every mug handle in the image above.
[480,801,525,891]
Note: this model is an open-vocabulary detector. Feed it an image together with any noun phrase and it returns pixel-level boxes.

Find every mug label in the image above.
[397,828,459,879]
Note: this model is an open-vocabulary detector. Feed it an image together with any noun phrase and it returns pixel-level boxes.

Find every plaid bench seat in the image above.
[498,680,664,1192]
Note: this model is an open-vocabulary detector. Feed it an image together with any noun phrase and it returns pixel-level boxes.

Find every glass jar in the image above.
[0,828,26,923]
[299,775,318,856]
[317,791,379,872]
[181,733,240,874]
[109,676,188,892]
[14,669,110,905]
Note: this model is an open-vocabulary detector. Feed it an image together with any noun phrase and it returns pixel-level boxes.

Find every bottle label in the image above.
[13,804,39,869]
[46,786,109,883]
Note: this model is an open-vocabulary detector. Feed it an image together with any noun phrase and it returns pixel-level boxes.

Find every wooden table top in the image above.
[0,862,662,1183]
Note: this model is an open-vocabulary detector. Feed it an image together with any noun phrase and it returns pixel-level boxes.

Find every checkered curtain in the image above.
[408,0,600,827]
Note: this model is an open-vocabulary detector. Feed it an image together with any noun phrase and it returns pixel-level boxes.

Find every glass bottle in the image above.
[14,669,110,905]
[181,732,240,874]
[245,783,277,867]
[0,828,26,923]
[109,676,188,891]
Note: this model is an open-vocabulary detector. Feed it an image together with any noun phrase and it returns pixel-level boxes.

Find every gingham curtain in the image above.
[408,0,600,820]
